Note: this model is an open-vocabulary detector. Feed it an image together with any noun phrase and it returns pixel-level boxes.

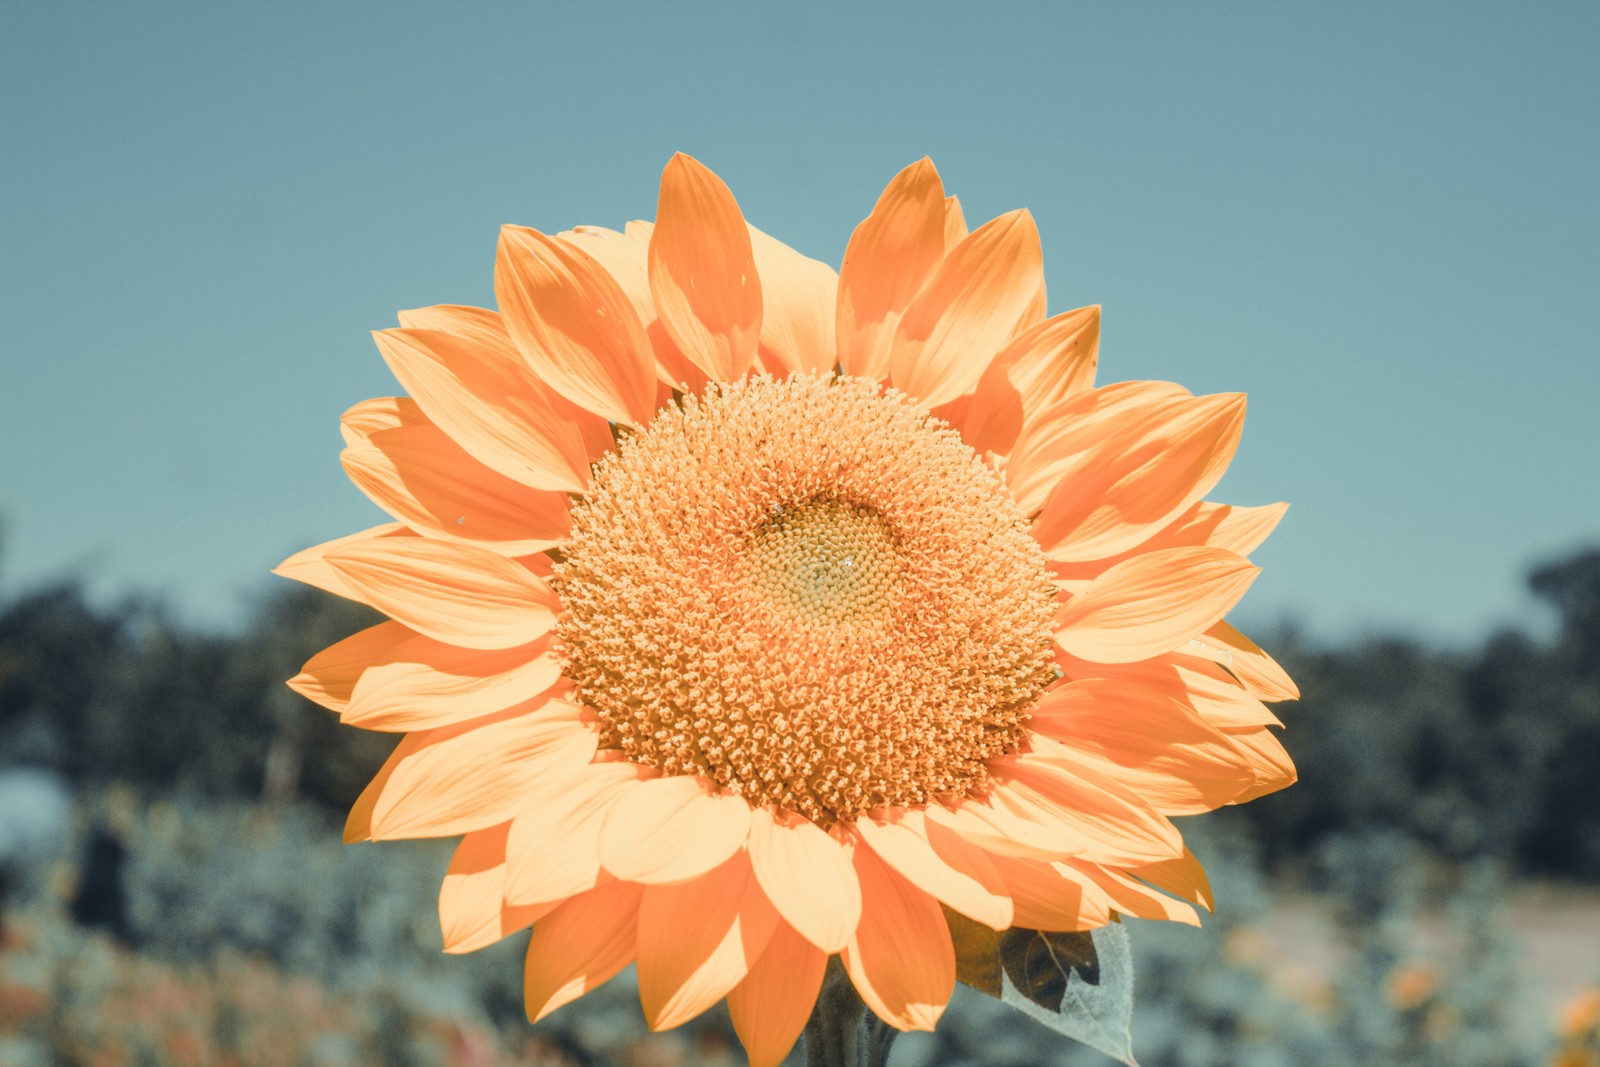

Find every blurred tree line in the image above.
[1,545,1597,880]
[0,572,391,813]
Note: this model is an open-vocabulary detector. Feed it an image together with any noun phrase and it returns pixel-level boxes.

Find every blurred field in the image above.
[2,547,1598,1065]
[1254,886,1600,1042]
[2,798,1596,1067]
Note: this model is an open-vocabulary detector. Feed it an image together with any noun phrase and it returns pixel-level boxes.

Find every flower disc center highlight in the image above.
[555,373,1059,824]
[746,500,899,626]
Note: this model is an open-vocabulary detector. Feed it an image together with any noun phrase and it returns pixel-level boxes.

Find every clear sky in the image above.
[2,2,1596,646]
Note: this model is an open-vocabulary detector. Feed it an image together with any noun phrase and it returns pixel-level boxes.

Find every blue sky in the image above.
[2,2,1596,646]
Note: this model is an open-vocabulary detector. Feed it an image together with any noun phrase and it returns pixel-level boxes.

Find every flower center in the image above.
[746,500,899,626]
[554,373,1057,824]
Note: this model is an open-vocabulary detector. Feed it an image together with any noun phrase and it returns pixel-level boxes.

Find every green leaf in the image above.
[948,910,1139,1067]
[1002,928,1101,1008]
[947,909,1004,997]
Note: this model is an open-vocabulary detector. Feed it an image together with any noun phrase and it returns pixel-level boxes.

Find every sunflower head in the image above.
[556,371,1059,825]
[278,153,1297,1067]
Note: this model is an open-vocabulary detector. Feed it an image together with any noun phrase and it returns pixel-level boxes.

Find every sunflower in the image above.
[277,155,1296,1066]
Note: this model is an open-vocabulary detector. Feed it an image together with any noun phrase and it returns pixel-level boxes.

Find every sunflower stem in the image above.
[804,958,898,1067]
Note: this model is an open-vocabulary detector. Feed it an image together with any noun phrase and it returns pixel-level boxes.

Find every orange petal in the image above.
[344,732,412,842]
[888,209,1045,409]
[1065,860,1200,926]
[1025,678,1258,814]
[855,810,1012,930]
[366,698,598,839]
[516,552,556,579]
[988,747,1184,865]
[1005,380,1190,514]
[636,851,779,1031]
[1188,621,1301,701]
[840,840,954,1031]
[1222,726,1298,802]
[1015,278,1049,337]
[373,326,602,493]
[923,790,1085,860]
[393,304,620,467]
[836,158,946,382]
[439,824,555,954]
[1054,547,1260,664]
[749,224,837,375]
[942,195,968,249]
[961,306,1100,457]
[555,228,655,329]
[288,621,411,713]
[396,300,496,340]
[747,807,860,953]
[648,154,762,382]
[1033,392,1248,562]
[1057,653,1281,728]
[563,224,710,394]
[343,633,563,731]
[1172,655,1284,726]
[1048,500,1289,582]
[399,303,624,441]
[985,854,1112,932]
[1130,847,1215,912]
[393,305,625,467]
[524,880,644,1022]
[495,226,656,426]
[1170,501,1287,557]
[931,392,973,433]
[727,920,827,1067]
[646,317,712,393]
[504,760,653,907]
[325,537,560,651]
[598,776,752,884]
[340,396,426,447]
[341,418,571,556]
[273,523,411,598]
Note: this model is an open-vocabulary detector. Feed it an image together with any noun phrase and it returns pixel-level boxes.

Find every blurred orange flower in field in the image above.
[1385,961,1439,1012]
[279,155,1297,1066]
[1552,1050,1600,1067]
[1561,988,1600,1038]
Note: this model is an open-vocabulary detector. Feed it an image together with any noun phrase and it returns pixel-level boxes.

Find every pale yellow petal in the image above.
[855,809,1012,930]
[648,154,763,382]
[523,880,644,1022]
[888,209,1045,409]
[840,840,954,1031]
[726,920,826,1067]
[636,851,778,1031]
[325,537,560,650]
[598,776,752,884]
[1054,547,1261,664]
[747,807,860,953]
[836,158,946,382]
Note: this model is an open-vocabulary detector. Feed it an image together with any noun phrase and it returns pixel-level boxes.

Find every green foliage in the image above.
[949,913,1136,1065]
[1,795,746,1067]
[0,581,389,810]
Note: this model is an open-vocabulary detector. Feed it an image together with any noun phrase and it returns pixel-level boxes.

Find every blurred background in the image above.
[2,3,1596,1066]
